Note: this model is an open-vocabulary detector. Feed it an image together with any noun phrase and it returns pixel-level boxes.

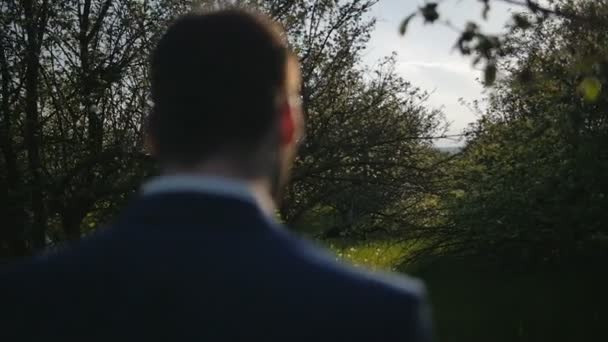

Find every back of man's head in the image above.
[149,9,290,169]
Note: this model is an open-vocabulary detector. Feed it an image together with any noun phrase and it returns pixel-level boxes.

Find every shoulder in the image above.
[272,229,433,340]
[0,230,119,329]
[0,225,120,284]
[0,253,54,330]
[0,243,79,294]
[272,225,428,302]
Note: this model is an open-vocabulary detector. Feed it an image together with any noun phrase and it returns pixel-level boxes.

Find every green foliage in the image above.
[325,239,414,271]
[1,0,179,255]
[399,0,607,87]
[421,3,439,24]
[415,257,608,342]
[433,1,608,266]
[484,63,497,86]
[399,13,416,36]
[276,1,448,241]
[579,76,602,102]
[1,0,446,258]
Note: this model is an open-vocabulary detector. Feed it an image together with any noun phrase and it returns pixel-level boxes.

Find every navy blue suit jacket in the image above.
[1,192,433,341]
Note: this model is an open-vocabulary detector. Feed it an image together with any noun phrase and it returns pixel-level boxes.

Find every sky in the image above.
[365,0,518,146]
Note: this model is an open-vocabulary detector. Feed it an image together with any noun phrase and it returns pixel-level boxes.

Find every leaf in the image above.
[579,77,602,102]
[480,0,490,20]
[513,14,531,30]
[573,55,598,74]
[399,13,417,36]
[484,63,497,86]
[421,3,439,23]
[472,56,482,66]
[526,0,540,13]
[517,67,534,84]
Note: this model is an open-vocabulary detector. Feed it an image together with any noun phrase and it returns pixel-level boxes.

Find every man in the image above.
[1,9,433,341]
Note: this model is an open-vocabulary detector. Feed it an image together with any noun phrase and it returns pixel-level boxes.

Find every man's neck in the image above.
[246,179,278,217]
[162,165,277,217]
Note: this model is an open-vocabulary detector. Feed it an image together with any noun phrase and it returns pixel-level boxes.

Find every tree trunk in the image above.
[23,0,49,250]
[62,211,85,242]
[0,33,29,257]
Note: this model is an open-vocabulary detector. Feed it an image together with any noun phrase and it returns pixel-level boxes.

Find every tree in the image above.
[1,0,447,259]
[434,0,608,266]
[0,0,195,258]
[262,1,449,240]
[399,0,608,88]
[1,0,51,255]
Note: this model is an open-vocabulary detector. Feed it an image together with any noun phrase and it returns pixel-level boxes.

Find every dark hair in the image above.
[149,9,289,166]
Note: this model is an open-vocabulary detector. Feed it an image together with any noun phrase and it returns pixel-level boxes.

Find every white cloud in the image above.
[398,61,475,75]
[363,0,517,146]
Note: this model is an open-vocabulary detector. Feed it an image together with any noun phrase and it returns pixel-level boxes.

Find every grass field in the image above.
[324,239,414,271]
[326,239,608,342]
[416,258,607,342]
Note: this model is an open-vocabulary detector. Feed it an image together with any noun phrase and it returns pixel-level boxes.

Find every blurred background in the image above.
[1,0,607,340]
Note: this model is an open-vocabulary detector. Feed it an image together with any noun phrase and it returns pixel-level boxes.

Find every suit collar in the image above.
[118,191,280,233]
[140,175,279,224]
[142,175,257,205]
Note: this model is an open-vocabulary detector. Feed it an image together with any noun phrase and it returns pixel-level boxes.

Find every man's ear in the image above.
[144,132,158,157]
[144,113,159,156]
[279,103,295,146]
